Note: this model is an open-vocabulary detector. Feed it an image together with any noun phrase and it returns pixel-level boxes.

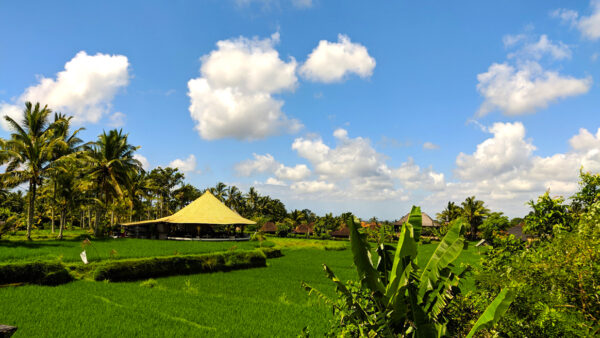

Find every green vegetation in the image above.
[303,208,512,337]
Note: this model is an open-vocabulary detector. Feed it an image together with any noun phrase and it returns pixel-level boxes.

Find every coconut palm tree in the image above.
[84,129,141,236]
[436,201,463,225]
[0,102,64,240]
[225,185,242,211]
[461,196,489,240]
[210,182,228,202]
[47,113,85,233]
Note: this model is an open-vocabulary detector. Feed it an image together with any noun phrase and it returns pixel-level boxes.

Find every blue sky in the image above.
[1,0,599,219]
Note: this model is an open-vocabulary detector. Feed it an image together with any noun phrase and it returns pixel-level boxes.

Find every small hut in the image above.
[293,222,314,236]
[260,221,277,234]
[506,223,530,241]
[394,212,440,233]
[122,191,255,240]
[331,225,350,238]
[361,221,380,232]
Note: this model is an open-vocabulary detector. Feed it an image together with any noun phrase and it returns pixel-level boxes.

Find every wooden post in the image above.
[0,325,18,337]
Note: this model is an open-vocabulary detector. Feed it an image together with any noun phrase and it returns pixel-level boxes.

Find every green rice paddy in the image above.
[0,234,485,337]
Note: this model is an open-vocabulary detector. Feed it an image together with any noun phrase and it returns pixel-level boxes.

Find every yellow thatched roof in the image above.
[123,191,255,226]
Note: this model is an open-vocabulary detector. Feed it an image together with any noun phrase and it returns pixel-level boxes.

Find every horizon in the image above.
[1,1,599,219]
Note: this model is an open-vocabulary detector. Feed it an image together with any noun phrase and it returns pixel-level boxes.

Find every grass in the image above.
[0,231,485,337]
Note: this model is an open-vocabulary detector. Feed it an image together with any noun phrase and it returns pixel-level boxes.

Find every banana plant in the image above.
[303,206,514,337]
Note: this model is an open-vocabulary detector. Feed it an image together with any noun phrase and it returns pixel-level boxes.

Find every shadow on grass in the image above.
[0,240,74,249]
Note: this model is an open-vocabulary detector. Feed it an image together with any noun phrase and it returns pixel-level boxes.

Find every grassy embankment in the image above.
[0,232,484,337]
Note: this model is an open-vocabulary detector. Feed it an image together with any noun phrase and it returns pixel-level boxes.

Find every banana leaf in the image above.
[418,219,466,301]
[407,206,423,242]
[348,215,385,296]
[466,288,515,338]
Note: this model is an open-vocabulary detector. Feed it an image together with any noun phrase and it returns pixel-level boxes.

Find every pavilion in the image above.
[122,191,256,240]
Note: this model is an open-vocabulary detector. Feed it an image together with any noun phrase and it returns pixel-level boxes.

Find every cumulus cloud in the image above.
[235,153,311,181]
[168,154,197,173]
[265,177,287,186]
[0,103,23,131]
[291,180,336,193]
[477,61,591,116]
[238,129,445,203]
[552,1,600,40]
[455,122,536,179]
[291,129,444,198]
[108,112,126,127]
[579,1,600,40]
[424,122,600,216]
[235,0,313,9]
[300,34,376,83]
[506,34,571,61]
[133,154,150,170]
[423,142,439,150]
[188,33,302,140]
[0,51,129,131]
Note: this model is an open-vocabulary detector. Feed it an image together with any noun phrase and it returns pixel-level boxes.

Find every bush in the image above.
[93,249,267,282]
[470,233,600,337]
[140,278,158,288]
[0,261,73,286]
[258,247,283,258]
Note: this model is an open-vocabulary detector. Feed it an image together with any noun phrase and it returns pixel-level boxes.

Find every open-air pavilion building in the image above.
[122,191,255,241]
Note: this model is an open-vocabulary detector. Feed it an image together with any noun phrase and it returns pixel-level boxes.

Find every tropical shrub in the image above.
[578,200,600,240]
[0,261,73,286]
[303,207,514,337]
[524,191,572,238]
[480,212,510,242]
[93,249,267,282]
[473,232,600,337]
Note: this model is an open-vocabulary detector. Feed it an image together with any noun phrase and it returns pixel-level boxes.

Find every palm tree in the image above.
[210,182,228,202]
[225,185,242,211]
[0,102,64,240]
[148,167,184,217]
[172,183,202,211]
[47,113,85,233]
[245,187,260,216]
[126,171,153,222]
[461,196,490,240]
[436,201,463,225]
[84,129,141,236]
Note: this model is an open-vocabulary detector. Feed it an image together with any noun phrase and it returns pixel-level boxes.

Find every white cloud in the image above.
[578,0,600,40]
[291,180,336,193]
[235,153,279,176]
[265,177,287,186]
[235,0,313,9]
[291,129,445,197]
[133,154,150,170]
[0,103,23,131]
[275,164,311,180]
[507,35,571,61]
[291,0,312,8]
[569,127,600,151]
[168,154,197,173]
[552,1,600,40]
[108,111,126,127]
[0,51,129,131]
[235,153,310,181]
[188,33,302,140]
[300,34,376,83]
[455,122,536,180]
[423,142,439,150]
[551,8,579,26]
[424,122,600,216]
[477,61,591,116]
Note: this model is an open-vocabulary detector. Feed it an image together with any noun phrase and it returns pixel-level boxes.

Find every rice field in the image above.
[0,234,485,337]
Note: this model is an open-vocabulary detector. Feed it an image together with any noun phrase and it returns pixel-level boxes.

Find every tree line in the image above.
[0,102,354,240]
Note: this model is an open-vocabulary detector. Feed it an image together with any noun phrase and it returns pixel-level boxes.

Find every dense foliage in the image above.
[303,208,514,337]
